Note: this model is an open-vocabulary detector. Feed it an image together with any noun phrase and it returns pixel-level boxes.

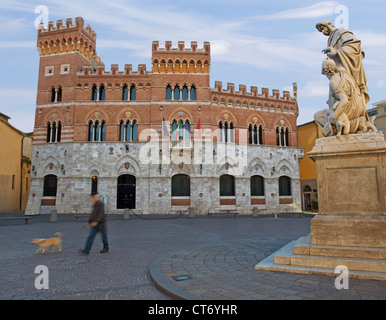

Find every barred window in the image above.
[251,175,265,196]
[220,174,235,196]
[43,175,57,197]
[172,174,190,197]
[279,176,291,196]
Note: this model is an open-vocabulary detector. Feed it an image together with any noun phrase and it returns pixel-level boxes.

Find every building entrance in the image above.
[117,174,136,209]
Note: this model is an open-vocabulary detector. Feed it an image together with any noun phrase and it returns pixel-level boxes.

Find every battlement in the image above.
[213,81,297,101]
[152,41,210,54]
[77,63,149,76]
[37,17,97,61]
[38,17,96,40]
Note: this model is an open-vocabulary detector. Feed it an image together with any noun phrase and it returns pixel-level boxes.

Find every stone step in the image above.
[255,236,386,281]
[274,254,386,273]
[293,234,386,260]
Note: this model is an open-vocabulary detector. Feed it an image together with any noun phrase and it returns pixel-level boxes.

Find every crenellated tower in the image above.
[36,17,102,105]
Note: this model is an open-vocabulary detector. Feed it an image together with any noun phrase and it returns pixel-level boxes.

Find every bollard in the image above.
[189,207,195,218]
[50,209,58,222]
[123,208,130,220]
[252,207,259,218]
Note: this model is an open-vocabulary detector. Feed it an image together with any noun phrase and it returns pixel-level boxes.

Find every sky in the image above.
[0,0,385,133]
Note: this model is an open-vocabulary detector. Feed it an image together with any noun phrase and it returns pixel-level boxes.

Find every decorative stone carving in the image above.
[314,20,377,137]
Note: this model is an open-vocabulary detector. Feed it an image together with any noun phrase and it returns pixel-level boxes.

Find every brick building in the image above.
[25,17,303,215]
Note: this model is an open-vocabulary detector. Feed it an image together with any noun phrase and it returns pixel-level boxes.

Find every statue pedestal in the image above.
[256,132,386,280]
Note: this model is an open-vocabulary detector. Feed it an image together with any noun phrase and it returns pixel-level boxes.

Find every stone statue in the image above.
[315,58,376,137]
[314,20,376,137]
[316,20,369,104]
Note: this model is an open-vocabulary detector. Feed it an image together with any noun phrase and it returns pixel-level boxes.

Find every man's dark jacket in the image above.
[88,200,106,224]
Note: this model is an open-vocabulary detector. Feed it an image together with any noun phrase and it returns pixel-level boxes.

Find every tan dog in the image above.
[31,233,62,253]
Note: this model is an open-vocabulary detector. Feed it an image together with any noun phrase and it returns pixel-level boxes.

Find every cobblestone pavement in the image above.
[0,213,385,300]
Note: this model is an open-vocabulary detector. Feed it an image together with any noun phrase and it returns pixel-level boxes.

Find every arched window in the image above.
[56,87,62,102]
[101,120,106,141]
[91,176,98,195]
[280,127,285,146]
[184,120,190,140]
[224,121,228,142]
[174,85,180,100]
[43,174,57,197]
[122,85,128,100]
[125,120,131,142]
[259,125,263,145]
[132,120,137,141]
[51,88,56,103]
[99,85,105,101]
[230,122,234,142]
[218,121,223,142]
[248,124,252,144]
[182,85,188,100]
[94,120,100,141]
[88,120,94,141]
[119,120,125,141]
[166,85,172,100]
[276,127,280,146]
[178,119,184,140]
[130,85,136,101]
[285,128,289,146]
[220,174,235,196]
[46,122,51,142]
[190,85,196,100]
[172,119,178,140]
[91,85,98,101]
[279,176,292,196]
[51,121,57,142]
[119,119,137,141]
[57,121,61,142]
[172,174,190,197]
[251,175,265,196]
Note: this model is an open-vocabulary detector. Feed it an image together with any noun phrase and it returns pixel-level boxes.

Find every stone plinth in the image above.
[256,132,386,280]
[308,132,386,248]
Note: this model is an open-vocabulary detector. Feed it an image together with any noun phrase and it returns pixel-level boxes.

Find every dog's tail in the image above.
[55,232,62,238]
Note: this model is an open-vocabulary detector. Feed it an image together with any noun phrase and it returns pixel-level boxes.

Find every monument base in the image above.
[311,215,386,248]
[255,234,386,281]
[256,132,386,280]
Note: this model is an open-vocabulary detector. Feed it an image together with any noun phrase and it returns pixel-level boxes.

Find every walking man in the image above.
[79,193,109,255]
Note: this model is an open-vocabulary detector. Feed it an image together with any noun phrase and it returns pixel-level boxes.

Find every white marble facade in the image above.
[25,140,304,215]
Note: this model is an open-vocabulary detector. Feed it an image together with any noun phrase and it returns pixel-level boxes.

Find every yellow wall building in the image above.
[0,113,32,213]
[297,121,322,211]
[367,99,386,136]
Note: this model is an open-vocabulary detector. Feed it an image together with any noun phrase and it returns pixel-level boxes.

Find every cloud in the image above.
[254,1,340,20]
[298,80,329,97]
[0,41,35,48]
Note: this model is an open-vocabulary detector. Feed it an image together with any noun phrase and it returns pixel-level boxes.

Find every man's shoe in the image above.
[79,249,89,255]
[100,249,108,253]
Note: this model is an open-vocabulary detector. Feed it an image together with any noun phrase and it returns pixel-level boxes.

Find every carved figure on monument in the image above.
[315,58,377,137]
[316,20,369,104]
[314,20,377,137]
